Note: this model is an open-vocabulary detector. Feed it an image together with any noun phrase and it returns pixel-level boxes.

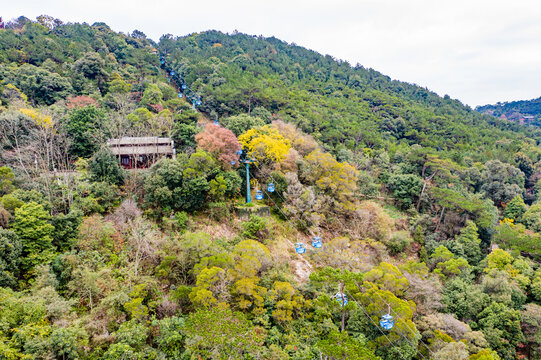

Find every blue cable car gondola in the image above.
[335,292,348,307]
[380,314,394,330]
[312,236,322,248]
[255,190,264,200]
[295,243,306,254]
[267,183,275,192]
[214,120,220,125]
[182,84,187,90]
[196,100,202,106]
[170,71,175,76]
[160,60,165,65]
[230,161,236,165]
[236,150,243,155]
[178,92,183,98]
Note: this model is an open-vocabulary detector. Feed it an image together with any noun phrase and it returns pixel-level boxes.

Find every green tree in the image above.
[183,307,264,359]
[477,302,524,360]
[0,229,22,287]
[12,202,55,273]
[442,278,490,322]
[224,114,265,136]
[480,160,524,207]
[66,105,106,158]
[521,202,541,232]
[51,210,83,252]
[153,316,185,358]
[387,174,423,209]
[89,147,125,185]
[430,246,471,281]
[455,220,482,265]
[503,196,526,221]
[0,166,15,196]
[317,330,381,360]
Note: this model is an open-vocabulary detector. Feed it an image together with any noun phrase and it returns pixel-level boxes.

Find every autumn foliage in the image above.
[66,95,99,109]
[195,124,241,168]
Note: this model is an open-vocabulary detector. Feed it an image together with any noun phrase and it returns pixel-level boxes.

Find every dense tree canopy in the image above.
[0,16,540,360]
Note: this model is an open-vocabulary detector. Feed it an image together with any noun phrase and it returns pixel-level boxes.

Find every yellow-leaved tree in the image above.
[303,149,358,212]
[238,125,291,164]
[19,108,54,130]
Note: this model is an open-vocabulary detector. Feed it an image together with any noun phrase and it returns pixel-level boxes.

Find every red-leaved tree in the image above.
[66,95,99,109]
[195,124,241,169]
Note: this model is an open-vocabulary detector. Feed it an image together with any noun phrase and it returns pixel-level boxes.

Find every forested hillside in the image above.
[477,97,541,127]
[0,16,541,360]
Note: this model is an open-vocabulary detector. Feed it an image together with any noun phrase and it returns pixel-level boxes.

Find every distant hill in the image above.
[476,97,541,126]
[159,30,541,159]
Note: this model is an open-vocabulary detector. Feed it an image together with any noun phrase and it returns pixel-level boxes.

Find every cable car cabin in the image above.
[230,161,236,165]
[255,190,264,200]
[196,100,202,106]
[335,292,348,307]
[181,84,187,90]
[178,92,183,98]
[267,183,275,192]
[151,48,158,55]
[170,71,175,76]
[312,237,322,248]
[107,137,176,169]
[380,314,394,330]
[214,120,220,125]
[295,243,306,254]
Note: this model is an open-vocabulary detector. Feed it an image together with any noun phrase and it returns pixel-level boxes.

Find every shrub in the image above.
[242,215,268,241]
[386,231,413,255]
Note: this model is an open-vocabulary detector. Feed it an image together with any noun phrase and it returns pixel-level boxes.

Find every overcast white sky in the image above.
[3,0,541,106]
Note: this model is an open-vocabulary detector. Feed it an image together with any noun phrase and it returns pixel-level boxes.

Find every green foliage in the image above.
[2,19,541,360]
[74,181,121,215]
[89,147,125,185]
[385,231,412,256]
[139,83,163,109]
[317,330,380,360]
[0,229,22,287]
[241,215,268,240]
[0,166,15,196]
[430,246,471,281]
[51,209,83,252]
[442,278,490,321]
[66,105,106,158]
[503,196,526,221]
[303,149,359,212]
[387,173,422,209]
[521,202,541,233]
[224,114,265,136]
[144,152,221,214]
[480,160,524,207]
[477,302,524,360]
[183,307,264,359]
[153,316,185,358]
[12,202,55,273]
[454,220,482,265]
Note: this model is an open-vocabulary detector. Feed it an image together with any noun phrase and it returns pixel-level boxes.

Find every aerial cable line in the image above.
[249,160,436,358]
[247,162,436,359]
[161,46,431,357]
[244,167,411,360]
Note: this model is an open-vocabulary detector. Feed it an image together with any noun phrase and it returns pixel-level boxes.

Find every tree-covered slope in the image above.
[1,16,541,360]
[159,30,541,160]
